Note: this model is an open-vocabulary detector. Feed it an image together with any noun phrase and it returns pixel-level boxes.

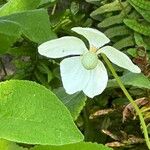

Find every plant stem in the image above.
[51,4,57,15]
[102,54,150,149]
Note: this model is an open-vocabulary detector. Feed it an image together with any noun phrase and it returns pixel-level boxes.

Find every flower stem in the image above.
[102,54,150,149]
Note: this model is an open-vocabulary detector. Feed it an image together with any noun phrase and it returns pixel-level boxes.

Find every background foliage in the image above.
[0,0,150,150]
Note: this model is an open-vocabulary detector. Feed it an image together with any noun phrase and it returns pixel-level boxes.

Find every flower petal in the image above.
[71,27,110,49]
[98,46,141,73]
[60,56,90,94]
[38,36,88,58]
[83,60,108,98]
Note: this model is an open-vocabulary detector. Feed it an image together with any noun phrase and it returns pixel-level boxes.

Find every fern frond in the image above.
[98,13,125,28]
[91,0,128,17]
[87,0,150,51]
[113,36,134,50]
[128,0,150,23]
[128,0,150,10]
[124,19,150,36]
[104,25,130,38]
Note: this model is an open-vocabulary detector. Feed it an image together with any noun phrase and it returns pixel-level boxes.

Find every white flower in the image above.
[38,27,141,98]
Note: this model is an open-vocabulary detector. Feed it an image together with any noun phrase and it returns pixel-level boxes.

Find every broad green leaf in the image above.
[0,80,83,145]
[0,139,26,150]
[121,73,150,89]
[0,0,41,16]
[108,72,150,89]
[0,20,20,37]
[0,9,56,43]
[54,87,87,120]
[0,20,21,53]
[31,142,112,150]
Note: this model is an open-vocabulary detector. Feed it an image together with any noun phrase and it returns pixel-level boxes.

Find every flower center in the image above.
[81,52,98,70]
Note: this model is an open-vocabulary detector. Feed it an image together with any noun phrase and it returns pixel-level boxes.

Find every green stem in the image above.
[102,54,150,149]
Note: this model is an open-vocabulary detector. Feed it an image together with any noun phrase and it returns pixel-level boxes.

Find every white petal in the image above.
[98,46,141,73]
[71,27,110,49]
[60,56,90,94]
[38,36,88,58]
[83,60,108,98]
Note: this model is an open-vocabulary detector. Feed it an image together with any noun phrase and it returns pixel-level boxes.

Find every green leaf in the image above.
[0,0,41,16]
[54,87,87,120]
[0,139,27,150]
[7,44,36,57]
[134,32,148,49]
[128,0,150,23]
[98,5,131,28]
[113,36,134,50]
[85,0,100,5]
[31,142,112,150]
[91,0,128,17]
[0,9,56,43]
[127,48,137,57]
[121,73,150,89]
[71,2,80,15]
[39,0,55,7]
[108,72,150,89]
[124,19,150,36]
[0,80,83,145]
[37,62,53,83]
[104,25,130,38]
[98,14,124,28]
[128,0,150,11]
[0,20,21,53]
